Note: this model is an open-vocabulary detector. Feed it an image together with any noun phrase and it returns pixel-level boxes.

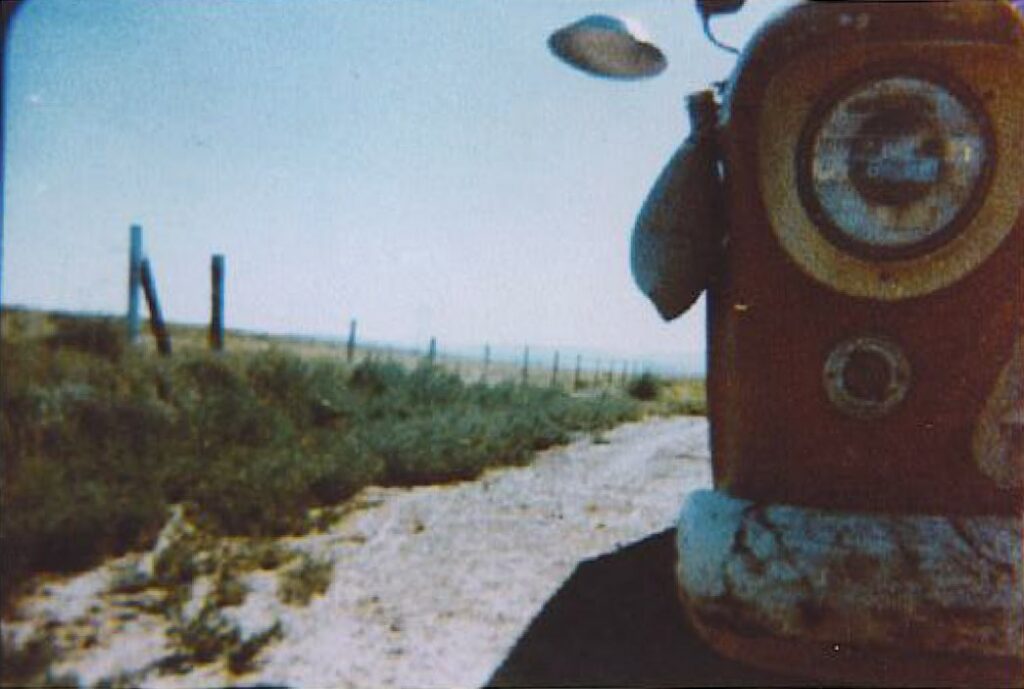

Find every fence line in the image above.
[118,305,686,386]
[118,227,685,386]
[117,225,679,383]
[333,329,678,388]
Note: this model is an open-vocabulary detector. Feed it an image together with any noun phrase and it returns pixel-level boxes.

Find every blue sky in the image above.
[3,0,780,367]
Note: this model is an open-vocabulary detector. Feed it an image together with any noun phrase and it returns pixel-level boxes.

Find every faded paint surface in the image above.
[975,338,1024,490]
[677,490,1023,661]
[705,0,1024,515]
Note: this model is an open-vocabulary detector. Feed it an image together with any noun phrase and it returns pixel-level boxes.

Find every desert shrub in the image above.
[245,349,315,424]
[171,354,288,454]
[348,359,406,396]
[304,360,359,429]
[278,553,333,606]
[368,411,490,485]
[229,540,295,571]
[0,629,79,688]
[302,435,385,504]
[1,455,167,610]
[650,378,707,416]
[160,601,282,674]
[1,312,649,613]
[45,315,125,361]
[403,363,465,406]
[627,372,662,401]
[226,621,282,675]
[211,566,248,608]
[167,603,242,666]
[190,446,313,536]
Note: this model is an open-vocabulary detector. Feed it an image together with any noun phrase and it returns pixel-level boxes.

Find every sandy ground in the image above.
[6,416,711,688]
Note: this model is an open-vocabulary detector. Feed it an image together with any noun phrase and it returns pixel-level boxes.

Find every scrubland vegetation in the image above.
[1,310,705,616]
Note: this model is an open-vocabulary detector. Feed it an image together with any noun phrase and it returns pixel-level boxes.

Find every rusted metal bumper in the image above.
[675,489,1023,687]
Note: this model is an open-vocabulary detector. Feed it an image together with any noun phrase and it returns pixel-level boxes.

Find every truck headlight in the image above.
[800,75,991,260]
[758,51,1023,300]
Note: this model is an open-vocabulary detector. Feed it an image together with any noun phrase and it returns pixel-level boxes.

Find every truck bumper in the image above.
[675,489,1023,687]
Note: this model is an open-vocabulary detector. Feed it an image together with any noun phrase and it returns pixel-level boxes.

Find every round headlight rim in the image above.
[795,64,997,263]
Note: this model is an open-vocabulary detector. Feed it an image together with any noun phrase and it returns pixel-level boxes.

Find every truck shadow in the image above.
[486,528,808,688]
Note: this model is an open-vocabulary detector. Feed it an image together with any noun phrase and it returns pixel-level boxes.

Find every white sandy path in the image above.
[23,416,712,688]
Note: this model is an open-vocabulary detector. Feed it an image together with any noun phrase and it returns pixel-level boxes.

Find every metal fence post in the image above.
[140,258,171,356]
[347,319,357,363]
[210,254,225,351]
[127,224,143,344]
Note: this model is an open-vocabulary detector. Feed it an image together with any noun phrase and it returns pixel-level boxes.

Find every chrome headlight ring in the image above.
[797,67,995,262]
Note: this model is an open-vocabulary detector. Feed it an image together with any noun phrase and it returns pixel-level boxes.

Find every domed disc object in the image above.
[548,15,666,80]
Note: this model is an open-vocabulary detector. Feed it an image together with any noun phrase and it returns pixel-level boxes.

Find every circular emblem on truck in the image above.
[824,336,911,419]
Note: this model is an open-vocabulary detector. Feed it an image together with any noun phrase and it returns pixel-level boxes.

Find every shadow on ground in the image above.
[486,529,810,688]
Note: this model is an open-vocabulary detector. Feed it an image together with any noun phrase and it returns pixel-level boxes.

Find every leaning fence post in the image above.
[127,224,143,345]
[347,319,357,363]
[140,258,171,356]
[209,254,225,351]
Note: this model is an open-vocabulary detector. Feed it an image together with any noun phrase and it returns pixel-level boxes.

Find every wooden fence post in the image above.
[574,353,583,390]
[481,344,491,384]
[140,258,171,356]
[347,319,357,363]
[209,254,225,351]
[427,336,437,365]
[550,351,560,387]
[127,224,143,345]
[521,346,530,385]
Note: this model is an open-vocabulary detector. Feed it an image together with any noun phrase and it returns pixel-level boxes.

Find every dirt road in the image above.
[15,416,716,687]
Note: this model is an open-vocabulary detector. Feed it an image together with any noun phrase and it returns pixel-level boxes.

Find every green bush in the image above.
[348,359,406,396]
[2,456,167,609]
[226,621,283,675]
[1,315,647,614]
[0,629,65,688]
[627,372,662,401]
[277,553,333,606]
[45,316,125,362]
